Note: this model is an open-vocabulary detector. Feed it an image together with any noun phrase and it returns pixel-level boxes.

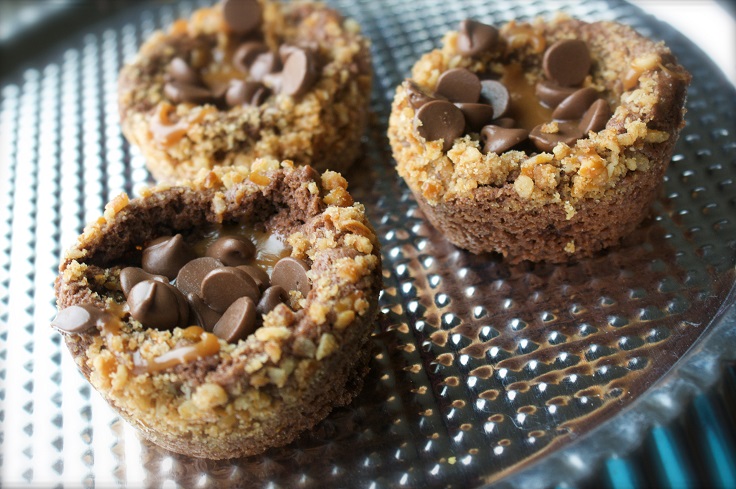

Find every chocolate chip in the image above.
[455,102,495,132]
[51,304,108,334]
[457,19,499,57]
[281,48,319,97]
[261,72,283,94]
[256,285,288,316]
[551,87,599,121]
[481,125,529,154]
[543,39,591,87]
[225,79,249,106]
[436,68,481,103]
[175,256,223,297]
[535,80,578,108]
[187,292,222,332]
[206,236,256,266]
[168,57,201,85]
[233,41,269,72]
[222,0,262,36]
[128,280,189,330]
[579,98,611,134]
[163,81,213,105]
[479,79,510,119]
[142,235,197,280]
[529,121,584,152]
[210,82,230,103]
[200,266,260,313]
[249,52,281,82]
[271,257,311,298]
[236,265,270,291]
[120,267,168,296]
[226,80,270,107]
[212,297,257,343]
[492,117,516,128]
[415,100,465,152]
[404,79,441,109]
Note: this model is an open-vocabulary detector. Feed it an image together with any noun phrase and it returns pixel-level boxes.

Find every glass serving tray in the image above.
[0,0,734,487]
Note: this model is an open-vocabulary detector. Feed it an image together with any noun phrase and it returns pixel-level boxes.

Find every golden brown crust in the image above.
[54,161,382,459]
[388,15,691,263]
[119,1,372,183]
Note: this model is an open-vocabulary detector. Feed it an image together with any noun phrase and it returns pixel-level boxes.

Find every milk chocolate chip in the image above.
[206,236,257,266]
[225,80,257,107]
[479,79,510,119]
[237,265,270,291]
[200,267,260,313]
[481,125,529,154]
[212,297,257,343]
[120,267,168,296]
[128,280,189,330]
[187,292,222,332]
[529,121,583,152]
[535,80,578,108]
[163,82,213,105]
[168,57,201,85]
[256,285,288,315]
[415,100,465,152]
[492,117,516,129]
[222,0,262,36]
[233,41,269,72]
[142,235,197,280]
[281,47,319,97]
[271,257,311,298]
[552,87,599,121]
[543,39,591,87]
[457,19,499,57]
[249,52,281,82]
[176,257,223,297]
[404,80,441,109]
[455,103,495,132]
[51,304,109,334]
[435,68,481,103]
[579,98,611,134]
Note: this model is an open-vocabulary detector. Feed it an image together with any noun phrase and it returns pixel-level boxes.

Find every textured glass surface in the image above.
[0,0,734,487]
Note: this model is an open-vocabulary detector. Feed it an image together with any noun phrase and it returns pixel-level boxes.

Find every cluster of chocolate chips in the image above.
[529,38,611,151]
[119,233,311,343]
[163,0,320,106]
[408,19,611,154]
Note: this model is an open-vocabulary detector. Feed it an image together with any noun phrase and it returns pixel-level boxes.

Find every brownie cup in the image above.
[388,15,691,263]
[53,162,382,459]
[119,0,372,182]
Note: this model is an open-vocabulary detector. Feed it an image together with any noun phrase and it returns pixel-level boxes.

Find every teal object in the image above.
[647,425,697,489]
[690,393,736,488]
[604,457,642,489]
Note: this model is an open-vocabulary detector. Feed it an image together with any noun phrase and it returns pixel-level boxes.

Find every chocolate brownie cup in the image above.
[388,15,691,263]
[119,0,371,182]
[53,161,382,459]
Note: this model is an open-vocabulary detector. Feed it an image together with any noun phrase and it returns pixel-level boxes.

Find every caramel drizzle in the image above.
[501,64,554,132]
[149,102,214,147]
[133,326,221,375]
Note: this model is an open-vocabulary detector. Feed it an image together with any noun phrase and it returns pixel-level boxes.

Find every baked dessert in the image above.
[119,0,372,182]
[53,161,382,459]
[388,15,691,263]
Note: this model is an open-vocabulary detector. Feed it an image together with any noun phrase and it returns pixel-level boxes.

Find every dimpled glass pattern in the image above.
[0,0,735,488]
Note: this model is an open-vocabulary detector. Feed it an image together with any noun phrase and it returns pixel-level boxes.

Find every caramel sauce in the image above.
[502,22,546,53]
[149,102,214,147]
[501,64,553,131]
[101,316,121,338]
[134,326,221,375]
[193,223,290,273]
[201,61,246,91]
